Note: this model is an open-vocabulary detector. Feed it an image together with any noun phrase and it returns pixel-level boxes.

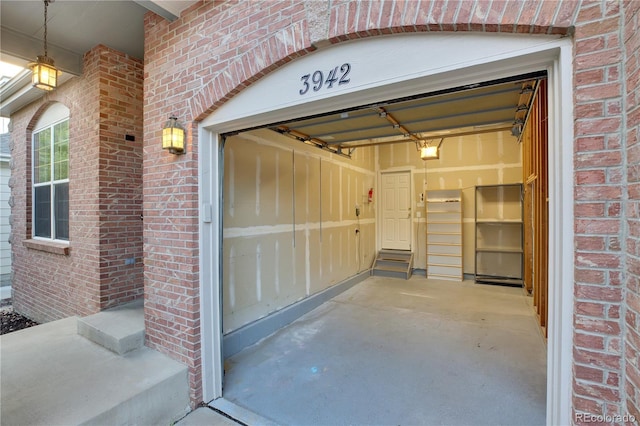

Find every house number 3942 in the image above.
[299,63,351,95]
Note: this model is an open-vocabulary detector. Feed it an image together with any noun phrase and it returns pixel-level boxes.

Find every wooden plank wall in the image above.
[521,79,549,337]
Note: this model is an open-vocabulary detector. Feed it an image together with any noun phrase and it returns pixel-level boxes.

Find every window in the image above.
[32,115,69,241]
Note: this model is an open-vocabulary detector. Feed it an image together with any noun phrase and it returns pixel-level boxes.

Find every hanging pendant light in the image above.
[30,0,58,91]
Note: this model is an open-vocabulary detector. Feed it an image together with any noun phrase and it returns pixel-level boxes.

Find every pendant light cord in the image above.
[43,0,49,56]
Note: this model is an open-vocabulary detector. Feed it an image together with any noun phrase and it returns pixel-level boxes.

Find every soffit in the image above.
[0,0,198,117]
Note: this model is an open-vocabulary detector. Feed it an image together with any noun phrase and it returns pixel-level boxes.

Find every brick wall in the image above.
[143,0,637,417]
[623,0,640,421]
[572,2,628,422]
[10,45,143,323]
[94,46,145,308]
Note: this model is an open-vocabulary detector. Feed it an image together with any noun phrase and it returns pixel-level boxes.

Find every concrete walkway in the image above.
[1,316,191,425]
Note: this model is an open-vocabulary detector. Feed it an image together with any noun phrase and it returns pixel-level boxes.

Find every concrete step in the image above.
[1,316,190,425]
[77,299,144,355]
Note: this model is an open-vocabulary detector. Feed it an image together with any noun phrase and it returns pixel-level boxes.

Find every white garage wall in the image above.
[222,128,377,333]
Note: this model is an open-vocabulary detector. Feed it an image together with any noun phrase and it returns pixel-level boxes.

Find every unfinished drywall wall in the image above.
[377,130,522,274]
[223,128,376,333]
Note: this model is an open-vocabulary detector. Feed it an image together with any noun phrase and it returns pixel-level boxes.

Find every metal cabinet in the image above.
[426,189,462,281]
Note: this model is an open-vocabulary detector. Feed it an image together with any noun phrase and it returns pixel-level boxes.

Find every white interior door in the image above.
[381,171,411,250]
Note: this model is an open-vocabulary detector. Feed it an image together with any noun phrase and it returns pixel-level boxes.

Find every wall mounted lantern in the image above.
[418,138,444,160]
[162,115,186,154]
[30,0,58,91]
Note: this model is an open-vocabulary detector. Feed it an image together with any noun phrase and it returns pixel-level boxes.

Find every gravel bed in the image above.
[0,300,40,335]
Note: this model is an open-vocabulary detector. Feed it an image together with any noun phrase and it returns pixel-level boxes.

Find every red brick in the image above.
[576,236,607,251]
[575,364,605,383]
[576,102,605,118]
[607,202,622,217]
[575,49,623,70]
[574,202,606,218]
[575,269,607,285]
[576,151,623,168]
[515,0,540,33]
[576,219,621,236]
[483,0,507,32]
[428,0,448,31]
[576,301,607,317]
[575,285,623,303]
[441,0,460,31]
[575,317,621,336]
[575,330,606,349]
[500,0,525,32]
[577,136,606,151]
[576,117,622,136]
[577,170,607,185]
[532,0,559,33]
[576,185,622,201]
[574,381,621,403]
[576,83,622,102]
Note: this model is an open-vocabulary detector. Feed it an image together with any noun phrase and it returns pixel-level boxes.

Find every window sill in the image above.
[23,239,70,256]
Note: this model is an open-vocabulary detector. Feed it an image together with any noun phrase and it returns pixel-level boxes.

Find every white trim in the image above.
[545,42,575,426]
[198,34,575,423]
[0,286,11,300]
[198,128,223,402]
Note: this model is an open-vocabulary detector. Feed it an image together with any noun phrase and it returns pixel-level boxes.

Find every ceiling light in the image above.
[420,145,439,160]
[30,0,59,91]
[418,138,444,160]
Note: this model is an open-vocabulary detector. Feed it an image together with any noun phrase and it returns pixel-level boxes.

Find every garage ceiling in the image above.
[267,73,543,156]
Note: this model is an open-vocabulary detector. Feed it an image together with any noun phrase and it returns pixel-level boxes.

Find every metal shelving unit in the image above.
[474,184,524,286]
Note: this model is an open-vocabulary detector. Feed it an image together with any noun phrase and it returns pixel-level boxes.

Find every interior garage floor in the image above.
[222,275,547,426]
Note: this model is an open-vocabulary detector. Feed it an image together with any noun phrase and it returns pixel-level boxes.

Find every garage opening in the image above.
[215,71,548,424]
[198,33,574,426]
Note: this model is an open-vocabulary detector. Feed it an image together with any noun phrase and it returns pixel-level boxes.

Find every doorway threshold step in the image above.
[77,299,144,355]
[372,250,413,279]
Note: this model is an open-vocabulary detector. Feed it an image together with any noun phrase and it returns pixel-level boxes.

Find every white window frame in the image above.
[32,113,69,242]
